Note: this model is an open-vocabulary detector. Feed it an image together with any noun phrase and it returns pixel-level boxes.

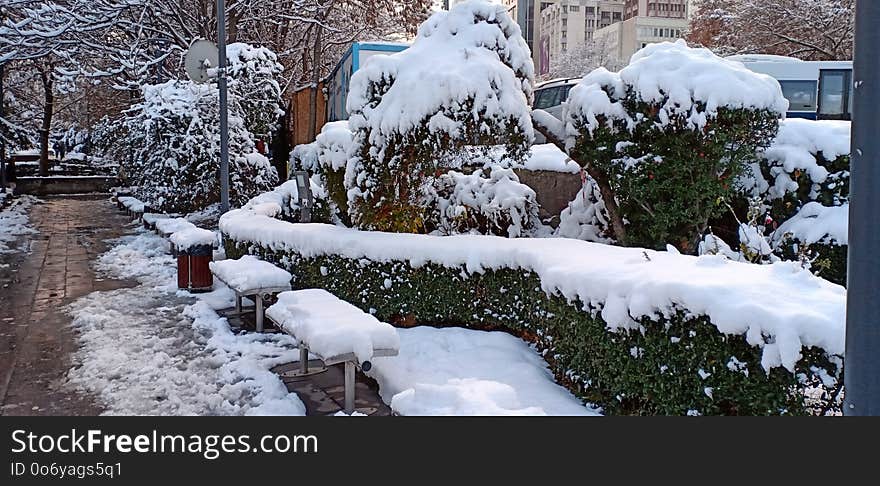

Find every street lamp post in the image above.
[845,0,880,416]
[217,0,230,213]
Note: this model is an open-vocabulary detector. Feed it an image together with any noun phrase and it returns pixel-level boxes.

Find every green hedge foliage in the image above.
[224,237,841,415]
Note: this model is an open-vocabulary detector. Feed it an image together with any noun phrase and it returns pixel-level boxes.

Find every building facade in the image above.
[537,1,625,76]
[595,0,688,61]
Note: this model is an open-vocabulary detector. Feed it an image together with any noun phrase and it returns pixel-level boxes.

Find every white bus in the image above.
[730,54,853,121]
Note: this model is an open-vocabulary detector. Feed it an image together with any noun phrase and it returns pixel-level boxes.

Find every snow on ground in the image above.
[0,195,39,254]
[368,326,599,416]
[67,228,305,415]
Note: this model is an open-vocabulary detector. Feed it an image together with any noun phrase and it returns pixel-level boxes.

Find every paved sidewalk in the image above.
[0,195,392,416]
[0,195,135,415]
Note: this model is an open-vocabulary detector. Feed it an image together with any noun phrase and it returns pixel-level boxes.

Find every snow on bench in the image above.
[209,255,292,332]
[266,289,400,413]
[155,217,196,238]
[169,227,217,252]
[142,212,180,230]
[119,196,145,214]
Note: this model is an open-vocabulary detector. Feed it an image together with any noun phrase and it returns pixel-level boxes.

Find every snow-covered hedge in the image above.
[345,0,535,232]
[220,203,845,415]
[562,40,786,251]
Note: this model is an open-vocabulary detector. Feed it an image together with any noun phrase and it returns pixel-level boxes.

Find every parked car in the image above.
[532,77,580,144]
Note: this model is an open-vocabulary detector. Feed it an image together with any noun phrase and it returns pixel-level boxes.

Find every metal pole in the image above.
[845,0,880,416]
[344,361,355,414]
[1,62,6,194]
[217,0,230,213]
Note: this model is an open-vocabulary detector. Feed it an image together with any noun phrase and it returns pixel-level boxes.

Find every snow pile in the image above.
[555,181,611,243]
[221,212,846,372]
[425,165,539,237]
[0,195,38,254]
[347,0,534,144]
[564,40,787,140]
[773,202,849,246]
[209,255,292,292]
[69,229,305,416]
[369,327,599,416]
[517,144,580,173]
[290,142,318,173]
[169,227,217,251]
[266,289,400,364]
[750,119,851,200]
[314,121,353,172]
[237,178,328,221]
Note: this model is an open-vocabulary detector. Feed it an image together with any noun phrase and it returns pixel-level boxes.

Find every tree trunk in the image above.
[531,110,628,244]
[38,66,54,177]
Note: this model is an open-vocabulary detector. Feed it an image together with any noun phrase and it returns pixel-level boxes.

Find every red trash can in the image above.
[177,244,213,292]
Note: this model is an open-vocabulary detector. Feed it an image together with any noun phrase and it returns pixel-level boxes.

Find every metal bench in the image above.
[209,256,292,333]
[266,289,400,414]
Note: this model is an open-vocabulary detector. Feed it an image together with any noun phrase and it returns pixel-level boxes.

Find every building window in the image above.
[570,6,579,12]
[613,12,622,21]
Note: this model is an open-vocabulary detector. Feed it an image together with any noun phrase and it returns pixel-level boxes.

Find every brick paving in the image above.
[0,195,135,415]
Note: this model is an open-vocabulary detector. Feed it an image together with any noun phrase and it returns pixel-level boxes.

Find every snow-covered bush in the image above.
[226,43,284,139]
[221,206,845,415]
[346,0,535,232]
[563,40,786,251]
[556,178,612,243]
[734,119,850,285]
[237,179,334,224]
[423,165,540,237]
[289,121,354,225]
[129,80,278,213]
[89,116,126,161]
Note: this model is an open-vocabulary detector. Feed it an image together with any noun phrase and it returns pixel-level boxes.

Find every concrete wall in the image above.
[15,176,118,196]
[514,169,582,225]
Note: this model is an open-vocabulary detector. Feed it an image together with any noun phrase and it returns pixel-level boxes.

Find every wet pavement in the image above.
[0,195,135,415]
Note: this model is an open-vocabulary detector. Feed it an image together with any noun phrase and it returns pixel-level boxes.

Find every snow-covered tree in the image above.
[545,36,625,81]
[559,41,786,251]
[345,0,535,232]
[226,43,284,139]
[129,80,278,213]
[687,0,855,60]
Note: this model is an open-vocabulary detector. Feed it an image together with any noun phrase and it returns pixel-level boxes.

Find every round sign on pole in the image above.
[184,40,220,84]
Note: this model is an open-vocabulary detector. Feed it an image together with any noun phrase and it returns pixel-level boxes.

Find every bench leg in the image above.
[300,345,309,374]
[344,361,356,414]
[234,294,242,314]
[255,295,264,333]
